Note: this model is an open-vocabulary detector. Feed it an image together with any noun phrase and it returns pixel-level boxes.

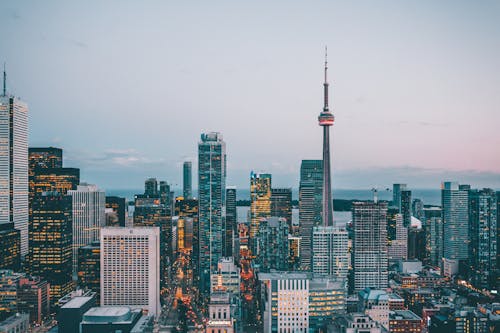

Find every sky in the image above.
[1,1,500,191]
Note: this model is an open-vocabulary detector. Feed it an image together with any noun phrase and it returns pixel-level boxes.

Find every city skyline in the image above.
[1,1,500,190]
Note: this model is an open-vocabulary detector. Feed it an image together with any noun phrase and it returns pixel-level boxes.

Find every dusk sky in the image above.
[2,1,499,190]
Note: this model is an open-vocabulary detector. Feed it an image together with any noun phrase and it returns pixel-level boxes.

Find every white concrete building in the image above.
[0,94,28,256]
[69,184,105,278]
[100,227,161,316]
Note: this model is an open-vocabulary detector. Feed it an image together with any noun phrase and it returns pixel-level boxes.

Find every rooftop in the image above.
[61,296,94,309]
[390,310,422,321]
[82,306,140,323]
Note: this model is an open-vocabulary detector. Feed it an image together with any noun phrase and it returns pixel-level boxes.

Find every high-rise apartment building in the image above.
[388,214,408,262]
[100,227,161,316]
[183,161,192,199]
[424,207,442,266]
[29,192,73,300]
[198,132,226,295]
[68,184,105,279]
[312,226,349,279]
[250,172,272,253]
[469,188,497,289]
[442,182,469,262]
[299,159,323,270]
[257,217,289,272]
[0,88,28,256]
[224,187,237,258]
[352,201,388,291]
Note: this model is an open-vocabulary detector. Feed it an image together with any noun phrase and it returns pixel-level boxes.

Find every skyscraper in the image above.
[352,201,388,291]
[144,178,158,196]
[198,132,226,295]
[30,167,80,198]
[78,241,101,304]
[271,188,293,231]
[0,223,20,271]
[392,184,407,210]
[424,207,443,267]
[257,217,289,272]
[469,188,497,289]
[401,190,412,227]
[0,76,28,256]
[224,187,237,257]
[105,196,126,227]
[28,147,63,171]
[29,192,73,300]
[100,227,161,316]
[250,172,272,253]
[442,182,469,262]
[175,197,199,277]
[387,214,408,262]
[299,159,323,270]
[183,161,192,199]
[68,184,106,279]
[312,226,348,279]
[318,50,335,227]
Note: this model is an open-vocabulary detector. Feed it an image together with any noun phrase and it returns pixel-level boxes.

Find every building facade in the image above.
[198,132,226,295]
[0,94,28,256]
[183,161,192,199]
[299,159,323,271]
[250,172,272,253]
[312,226,349,279]
[352,201,388,291]
[68,184,105,279]
[100,227,161,316]
[442,182,469,262]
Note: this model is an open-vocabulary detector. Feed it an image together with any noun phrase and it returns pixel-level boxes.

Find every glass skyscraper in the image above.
[183,161,192,199]
[299,160,323,270]
[249,172,272,253]
[442,182,469,262]
[198,132,226,295]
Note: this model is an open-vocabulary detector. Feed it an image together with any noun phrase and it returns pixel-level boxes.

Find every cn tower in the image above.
[318,48,334,227]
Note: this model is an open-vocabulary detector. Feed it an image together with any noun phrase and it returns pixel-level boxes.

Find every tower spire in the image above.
[2,63,5,97]
[323,46,329,110]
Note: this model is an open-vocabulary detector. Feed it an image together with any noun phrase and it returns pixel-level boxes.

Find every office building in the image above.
[68,184,105,279]
[469,188,497,289]
[134,180,172,289]
[249,172,271,253]
[78,242,100,304]
[425,207,442,267]
[331,313,383,333]
[224,187,237,257]
[175,197,199,274]
[352,201,388,291]
[257,217,289,272]
[442,182,469,262]
[28,147,62,171]
[30,167,80,198]
[210,257,240,295]
[0,223,20,271]
[0,313,29,333]
[271,188,292,231]
[299,159,323,270]
[183,161,192,199]
[80,306,152,333]
[412,198,424,221]
[260,271,346,332]
[206,292,234,333]
[392,184,407,210]
[16,276,50,325]
[312,226,349,279]
[388,310,422,333]
[401,190,412,227]
[105,196,126,227]
[0,86,28,256]
[176,216,193,252]
[58,294,96,333]
[198,132,226,295]
[101,227,160,316]
[29,192,73,301]
[388,214,408,262]
[0,270,22,320]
